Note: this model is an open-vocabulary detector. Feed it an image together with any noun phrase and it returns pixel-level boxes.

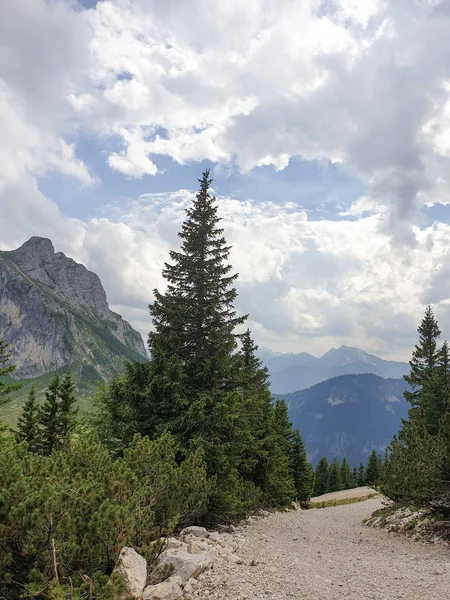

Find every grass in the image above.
[307,493,378,509]
[0,371,97,428]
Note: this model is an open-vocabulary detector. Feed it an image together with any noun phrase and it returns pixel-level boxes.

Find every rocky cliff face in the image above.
[0,237,147,382]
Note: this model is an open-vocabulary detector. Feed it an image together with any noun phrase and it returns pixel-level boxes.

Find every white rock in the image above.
[180,526,210,539]
[183,578,198,595]
[225,553,244,564]
[207,532,224,544]
[165,538,185,551]
[187,541,210,554]
[113,547,147,599]
[143,580,183,600]
[149,551,214,586]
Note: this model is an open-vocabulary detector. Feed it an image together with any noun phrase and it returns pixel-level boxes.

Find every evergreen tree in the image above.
[15,385,41,452]
[235,333,295,508]
[357,463,366,486]
[421,341,450,435]
[97,171,299,520]
[39,374,61,456]
[314,457,329,496]
[290,430,314,503]
[340,457,352,490]
[365,450,380,486]
[351,466,358,488]
[0,339,21,403]
[327,458,342,492]
[149,170,246,399]
[238,329,270,392]
[58,371,78,440]
[403,306,442,432]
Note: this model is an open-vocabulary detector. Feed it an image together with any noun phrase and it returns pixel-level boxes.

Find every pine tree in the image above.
[365,450,380,486]
[39,374,61,456]
[314,457,329,496]
[327,458,342,492]
[357,463,366,486]
[58,372,78,440]
[290,430,314,503]
[403,306,442,431]
[236,332,295,508]
[238,329,269,393]
[422,341,450,435]
[149,170,246,399]
[351,466,358,488]
[340,457,352,490]
[15,385,41,452]
[0,339,21,403]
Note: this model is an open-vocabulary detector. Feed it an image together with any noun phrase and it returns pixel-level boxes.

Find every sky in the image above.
[2,0,450,360]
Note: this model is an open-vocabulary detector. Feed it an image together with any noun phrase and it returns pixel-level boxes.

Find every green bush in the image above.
[0,430,209,599]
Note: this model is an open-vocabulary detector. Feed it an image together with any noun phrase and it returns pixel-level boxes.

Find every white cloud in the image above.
[3,0,450,361]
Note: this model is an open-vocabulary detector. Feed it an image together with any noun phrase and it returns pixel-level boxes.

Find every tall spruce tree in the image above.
[239,329,270,392]
[290,430,314,503]
[235,331,295,507]
[327,458,342,492]
[314,457,329,496]
[149,170,246,398]
[39,374,61,456]
[357,463,366,486]
[16,385,41,452]
[403,306,441,431]
[58,372,78,440]
[340,457,352,490]
[351,466,358,488]
[365,450,380,486]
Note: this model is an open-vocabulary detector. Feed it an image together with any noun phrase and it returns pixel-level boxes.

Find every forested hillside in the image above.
[280,373,409,465]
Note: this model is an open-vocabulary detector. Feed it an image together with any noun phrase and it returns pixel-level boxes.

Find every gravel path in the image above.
[197,498,449,600]
[310,486,376,503]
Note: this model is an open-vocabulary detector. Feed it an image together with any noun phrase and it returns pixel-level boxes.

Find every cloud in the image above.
[64,190,450,361]
[46,0,448,243]
[0,0,94,208]
[3,0,450,361]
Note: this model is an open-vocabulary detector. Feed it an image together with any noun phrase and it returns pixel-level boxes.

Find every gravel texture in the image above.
[310,486,376,503]
[194,498,449,600]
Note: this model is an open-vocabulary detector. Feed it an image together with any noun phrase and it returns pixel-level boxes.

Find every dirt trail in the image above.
[310,485,377,503]
[197,498,449,600]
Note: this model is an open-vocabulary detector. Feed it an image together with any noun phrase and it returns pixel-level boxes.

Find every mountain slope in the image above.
[266,346,408,393]
[0,237,148,386]
[278,373,409,465]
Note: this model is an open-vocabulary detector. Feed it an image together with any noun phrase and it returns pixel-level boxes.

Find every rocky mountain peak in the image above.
[0,237,147,380]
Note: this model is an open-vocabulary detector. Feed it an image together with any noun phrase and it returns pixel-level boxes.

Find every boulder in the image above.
[149,550,214,586]
[179,526,210,539]
[187,540,210,554]
[143,580,183,600]
[113,547,147,599]
[165,538,185,551]
[207,532,224,544]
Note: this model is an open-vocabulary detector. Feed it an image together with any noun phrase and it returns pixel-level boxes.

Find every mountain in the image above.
[264,345,409,393]
[0,237,148,387]
[279,373,410,466]
[262,351,318,374]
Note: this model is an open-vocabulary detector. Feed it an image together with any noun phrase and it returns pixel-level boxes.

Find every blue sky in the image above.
[2,0,450,359]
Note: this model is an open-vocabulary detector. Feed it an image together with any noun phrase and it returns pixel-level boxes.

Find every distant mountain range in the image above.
[0,237,148,386]
[277,373,410,466]
[259,345,409,393]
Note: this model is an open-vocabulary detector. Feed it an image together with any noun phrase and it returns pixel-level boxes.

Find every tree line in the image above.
[0,171,314,599]
[313,450,382,496]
